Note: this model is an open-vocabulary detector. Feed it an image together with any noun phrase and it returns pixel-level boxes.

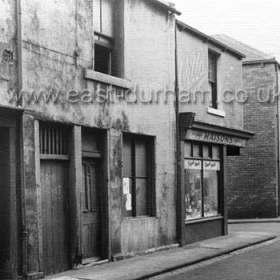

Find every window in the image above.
[39,122,69,156]
[208,51,218,109]
[122,134,155,217]
[94,0,114,75]
[184,142,221,221]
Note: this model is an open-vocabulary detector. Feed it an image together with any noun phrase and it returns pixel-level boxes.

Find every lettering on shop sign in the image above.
[185,129,247,147]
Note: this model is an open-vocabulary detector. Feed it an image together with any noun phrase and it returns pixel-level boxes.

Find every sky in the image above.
[173,0,280,60]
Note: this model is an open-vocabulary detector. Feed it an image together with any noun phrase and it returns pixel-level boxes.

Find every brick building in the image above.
[213,34,280,219]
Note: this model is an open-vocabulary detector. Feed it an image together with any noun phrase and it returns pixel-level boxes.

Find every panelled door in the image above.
[81,159,102,261]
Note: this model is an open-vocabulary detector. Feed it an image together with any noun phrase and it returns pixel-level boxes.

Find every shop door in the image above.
[82,159,102,261]
[41,161,71,275]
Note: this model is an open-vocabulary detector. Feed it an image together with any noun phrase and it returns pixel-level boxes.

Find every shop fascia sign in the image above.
[185,129,247,147]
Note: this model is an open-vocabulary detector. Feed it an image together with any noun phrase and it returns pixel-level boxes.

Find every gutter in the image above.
[176,20,245,60]
[243,58,280,66]
[152,0,181,15]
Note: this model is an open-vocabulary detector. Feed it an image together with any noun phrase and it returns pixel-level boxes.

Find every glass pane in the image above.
[101,0,114,37]
[123,137,132,177]
[203,161,220,217]
[212,145,220,159]
[203,145,210,158]
[136,178,148,216]
[184,142,191,158]
[193,144,200,157]
[185,160,202,220]
[135,140,147,177]
[93,0,101,33]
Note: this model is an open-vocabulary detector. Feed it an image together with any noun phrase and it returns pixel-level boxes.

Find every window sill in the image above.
[185,215,223,225]
[84,69,132,90]
[207,107,226,118]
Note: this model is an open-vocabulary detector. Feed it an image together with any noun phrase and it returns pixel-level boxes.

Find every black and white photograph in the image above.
[0,0,280,279]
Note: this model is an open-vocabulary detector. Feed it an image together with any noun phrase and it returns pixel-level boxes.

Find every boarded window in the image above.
[39,122,69,155]
[122,134,154,217]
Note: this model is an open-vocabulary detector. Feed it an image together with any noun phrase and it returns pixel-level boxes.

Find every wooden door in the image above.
[41,161,70,275]
[82,159,102,261]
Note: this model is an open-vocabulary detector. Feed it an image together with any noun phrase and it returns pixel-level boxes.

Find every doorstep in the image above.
[46,232,276,280]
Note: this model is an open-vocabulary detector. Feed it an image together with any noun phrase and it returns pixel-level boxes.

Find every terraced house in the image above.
[0,0,253,279]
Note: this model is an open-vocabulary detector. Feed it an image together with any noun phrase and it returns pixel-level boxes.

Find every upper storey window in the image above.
[208,51,218,109]
[94,0,114,75]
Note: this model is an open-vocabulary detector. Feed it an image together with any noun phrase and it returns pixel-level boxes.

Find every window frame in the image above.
[184,141,222,222]
[122,133,156,218]
[208,50,219,109]
[94,0,115,75]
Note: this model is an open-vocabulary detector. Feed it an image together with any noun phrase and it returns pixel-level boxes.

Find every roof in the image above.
[212,34,275,63]
[151,0,181,15]
[176,21,245,59]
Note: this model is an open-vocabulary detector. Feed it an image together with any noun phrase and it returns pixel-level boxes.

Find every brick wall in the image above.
[227,63,278,218]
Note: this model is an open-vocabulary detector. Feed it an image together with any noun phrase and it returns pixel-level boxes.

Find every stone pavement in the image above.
[46,231,275,280]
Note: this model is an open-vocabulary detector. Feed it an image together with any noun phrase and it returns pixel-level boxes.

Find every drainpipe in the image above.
[174,20,182,245]
[16,0,28,277]
[275,63,279,216]
[16,0,23,106]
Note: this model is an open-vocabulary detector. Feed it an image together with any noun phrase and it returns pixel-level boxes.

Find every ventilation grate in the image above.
[39,122,69,155]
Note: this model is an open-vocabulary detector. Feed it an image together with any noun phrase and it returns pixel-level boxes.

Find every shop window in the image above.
[184,143,221,221]
[94,0,115,75]
[122,134,155,217]
[208,51,218,109]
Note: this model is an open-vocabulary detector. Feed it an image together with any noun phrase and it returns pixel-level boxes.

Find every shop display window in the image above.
[184,142,221,221]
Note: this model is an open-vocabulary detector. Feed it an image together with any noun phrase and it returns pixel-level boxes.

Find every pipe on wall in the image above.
[16,0,28,277]
[275,63,280,216]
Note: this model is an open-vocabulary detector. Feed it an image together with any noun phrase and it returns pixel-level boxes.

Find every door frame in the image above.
[0,110,22,280]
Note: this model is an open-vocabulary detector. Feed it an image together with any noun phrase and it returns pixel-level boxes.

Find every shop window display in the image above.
[184,142,221,221]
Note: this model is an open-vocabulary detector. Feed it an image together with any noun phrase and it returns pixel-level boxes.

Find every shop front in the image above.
[178,113,254,245]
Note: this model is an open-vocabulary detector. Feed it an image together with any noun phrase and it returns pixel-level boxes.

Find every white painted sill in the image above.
[207,107,226,118]
[84,69,132,90]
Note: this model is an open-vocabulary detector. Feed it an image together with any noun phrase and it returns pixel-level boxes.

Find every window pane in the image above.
[94,44,111,74]
[184,142,191,158]
[202,145,210,158]
[123,138,132,177]
[136,178,148,216]
[101,0,114,37]
[93,0,101,33]
[192,144,200,157]
[135,140,147,177]
[185,160,202,220]
[212,145,220,159]
[203,161,220,217]
[208,53,217,82]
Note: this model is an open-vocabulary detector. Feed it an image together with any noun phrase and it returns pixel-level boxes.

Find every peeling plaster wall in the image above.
[0,0,17,106]
[20,0,177,264]
[177,29,244,129]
